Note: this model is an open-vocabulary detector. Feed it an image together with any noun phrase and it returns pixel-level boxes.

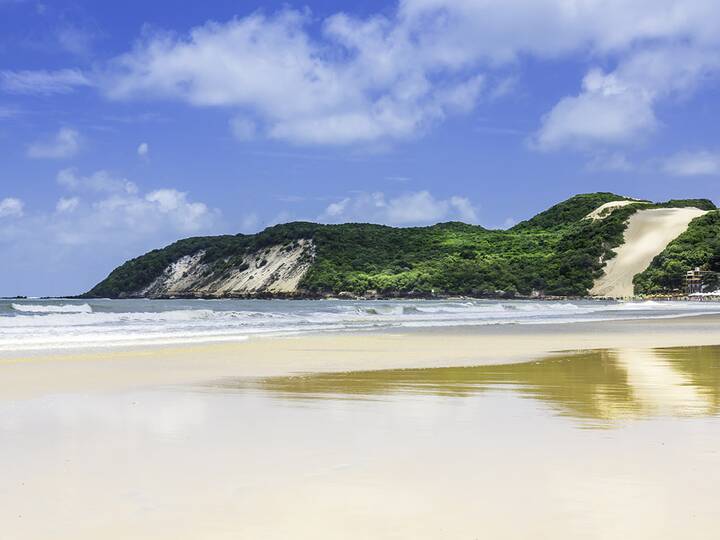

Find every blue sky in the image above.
[1,0,720,295]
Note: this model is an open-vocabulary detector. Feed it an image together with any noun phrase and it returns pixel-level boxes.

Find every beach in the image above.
[2,301,720,539]
[2,315,720,398]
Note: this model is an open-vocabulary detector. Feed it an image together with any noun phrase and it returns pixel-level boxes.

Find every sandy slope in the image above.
[584,199,645,220]
[591,207,707,298]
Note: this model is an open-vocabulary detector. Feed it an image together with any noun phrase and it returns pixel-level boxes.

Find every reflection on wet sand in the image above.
[213,346,720,426]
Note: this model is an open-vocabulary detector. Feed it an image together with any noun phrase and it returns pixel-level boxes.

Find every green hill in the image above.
[85,193,717,299]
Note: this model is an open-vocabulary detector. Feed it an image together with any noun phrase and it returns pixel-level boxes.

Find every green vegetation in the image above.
[634,211,720,294]
[655,199,717,211]
[511,192,631,231]
[86,193,717,299]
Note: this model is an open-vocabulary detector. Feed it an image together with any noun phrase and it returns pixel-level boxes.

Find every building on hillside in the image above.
[685,267,719,295]
[686,268,703,294]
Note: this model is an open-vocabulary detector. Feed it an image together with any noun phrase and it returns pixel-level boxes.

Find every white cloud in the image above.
[663,150,720,176]
[27,127,81,159]
[101,10,487,145]
[137,142,149,157]
[13,170,220,247]
[0,197,24,218]
[449,196,479,223]
[56,197,80,213]
[94,1,720,146]
[143,189,213,232]
[534,68,657,150]
[57,167,138,194]
[0,170,222,295]
[534,46,720,150]
[319,190,478,225]
[0,69,90,95]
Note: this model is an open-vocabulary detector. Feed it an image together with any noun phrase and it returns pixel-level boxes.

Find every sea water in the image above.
[2,297,720,351]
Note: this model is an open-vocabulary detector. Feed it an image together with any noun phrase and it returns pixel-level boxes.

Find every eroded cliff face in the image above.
[139,239,315,298]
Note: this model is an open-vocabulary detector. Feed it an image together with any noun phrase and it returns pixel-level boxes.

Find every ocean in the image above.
[2,297,720,351]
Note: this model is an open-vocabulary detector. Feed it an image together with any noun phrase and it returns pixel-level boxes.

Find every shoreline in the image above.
[2,315,720,399]
[8,292,720,301]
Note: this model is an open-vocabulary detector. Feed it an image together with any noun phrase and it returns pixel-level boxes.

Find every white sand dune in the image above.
[584,199,646,220]
[590,207,707,298]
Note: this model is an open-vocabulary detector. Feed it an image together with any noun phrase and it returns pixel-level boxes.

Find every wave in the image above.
[1,299,720,352]
[11,303,93,314]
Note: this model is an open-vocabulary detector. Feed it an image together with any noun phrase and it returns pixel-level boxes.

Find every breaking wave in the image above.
[11,303,93,314]
[1,298,719,352]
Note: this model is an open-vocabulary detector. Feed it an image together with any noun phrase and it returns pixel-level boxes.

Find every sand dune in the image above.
[591,207,707,298]
[584,199,646,220]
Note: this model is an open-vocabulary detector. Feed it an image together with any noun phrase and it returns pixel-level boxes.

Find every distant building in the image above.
[686,268,702,294]
[685,267,719,295]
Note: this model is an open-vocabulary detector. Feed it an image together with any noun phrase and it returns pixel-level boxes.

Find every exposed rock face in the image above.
[139,239,315,298]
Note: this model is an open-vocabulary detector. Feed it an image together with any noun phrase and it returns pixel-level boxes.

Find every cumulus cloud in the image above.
[1,1,716,149]
[1,169,219,251]
[534,69,657,150]
[663,150,720,176]
[534,46,720,150]
[0,69,91,95]
[27,127,81,159]
[319,191,478,225]
[60,188,216,243]
[0,197,24,218]
[100,9,487,145]
[137,142,149,157]
[91,1,720,147]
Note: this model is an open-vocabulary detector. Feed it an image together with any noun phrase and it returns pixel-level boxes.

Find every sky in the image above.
[1,0,720,296]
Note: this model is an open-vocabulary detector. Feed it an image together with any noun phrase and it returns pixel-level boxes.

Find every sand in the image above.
[2,321,720,539]
[590,207,707,298]
[3,315,720,399]
[3,317,720,539]
[584,199,645,220]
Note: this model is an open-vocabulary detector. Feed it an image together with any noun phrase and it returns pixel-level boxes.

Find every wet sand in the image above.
[2,317,720,539]
[2,343,719,539]
[2,315,720,398]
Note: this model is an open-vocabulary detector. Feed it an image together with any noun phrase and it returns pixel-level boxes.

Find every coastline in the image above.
[3,314,720,399]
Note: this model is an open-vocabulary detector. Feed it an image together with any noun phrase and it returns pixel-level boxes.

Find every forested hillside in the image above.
[85,193,716,299]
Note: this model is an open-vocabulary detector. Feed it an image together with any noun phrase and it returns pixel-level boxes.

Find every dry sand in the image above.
[584,199,646,220]
[3,315,720,399]
[591,207,707,298]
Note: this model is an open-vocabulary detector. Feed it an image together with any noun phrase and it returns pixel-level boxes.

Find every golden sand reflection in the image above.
[213,346,720,425]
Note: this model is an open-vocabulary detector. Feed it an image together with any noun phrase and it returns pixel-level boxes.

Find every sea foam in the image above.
[11,303,93,314]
